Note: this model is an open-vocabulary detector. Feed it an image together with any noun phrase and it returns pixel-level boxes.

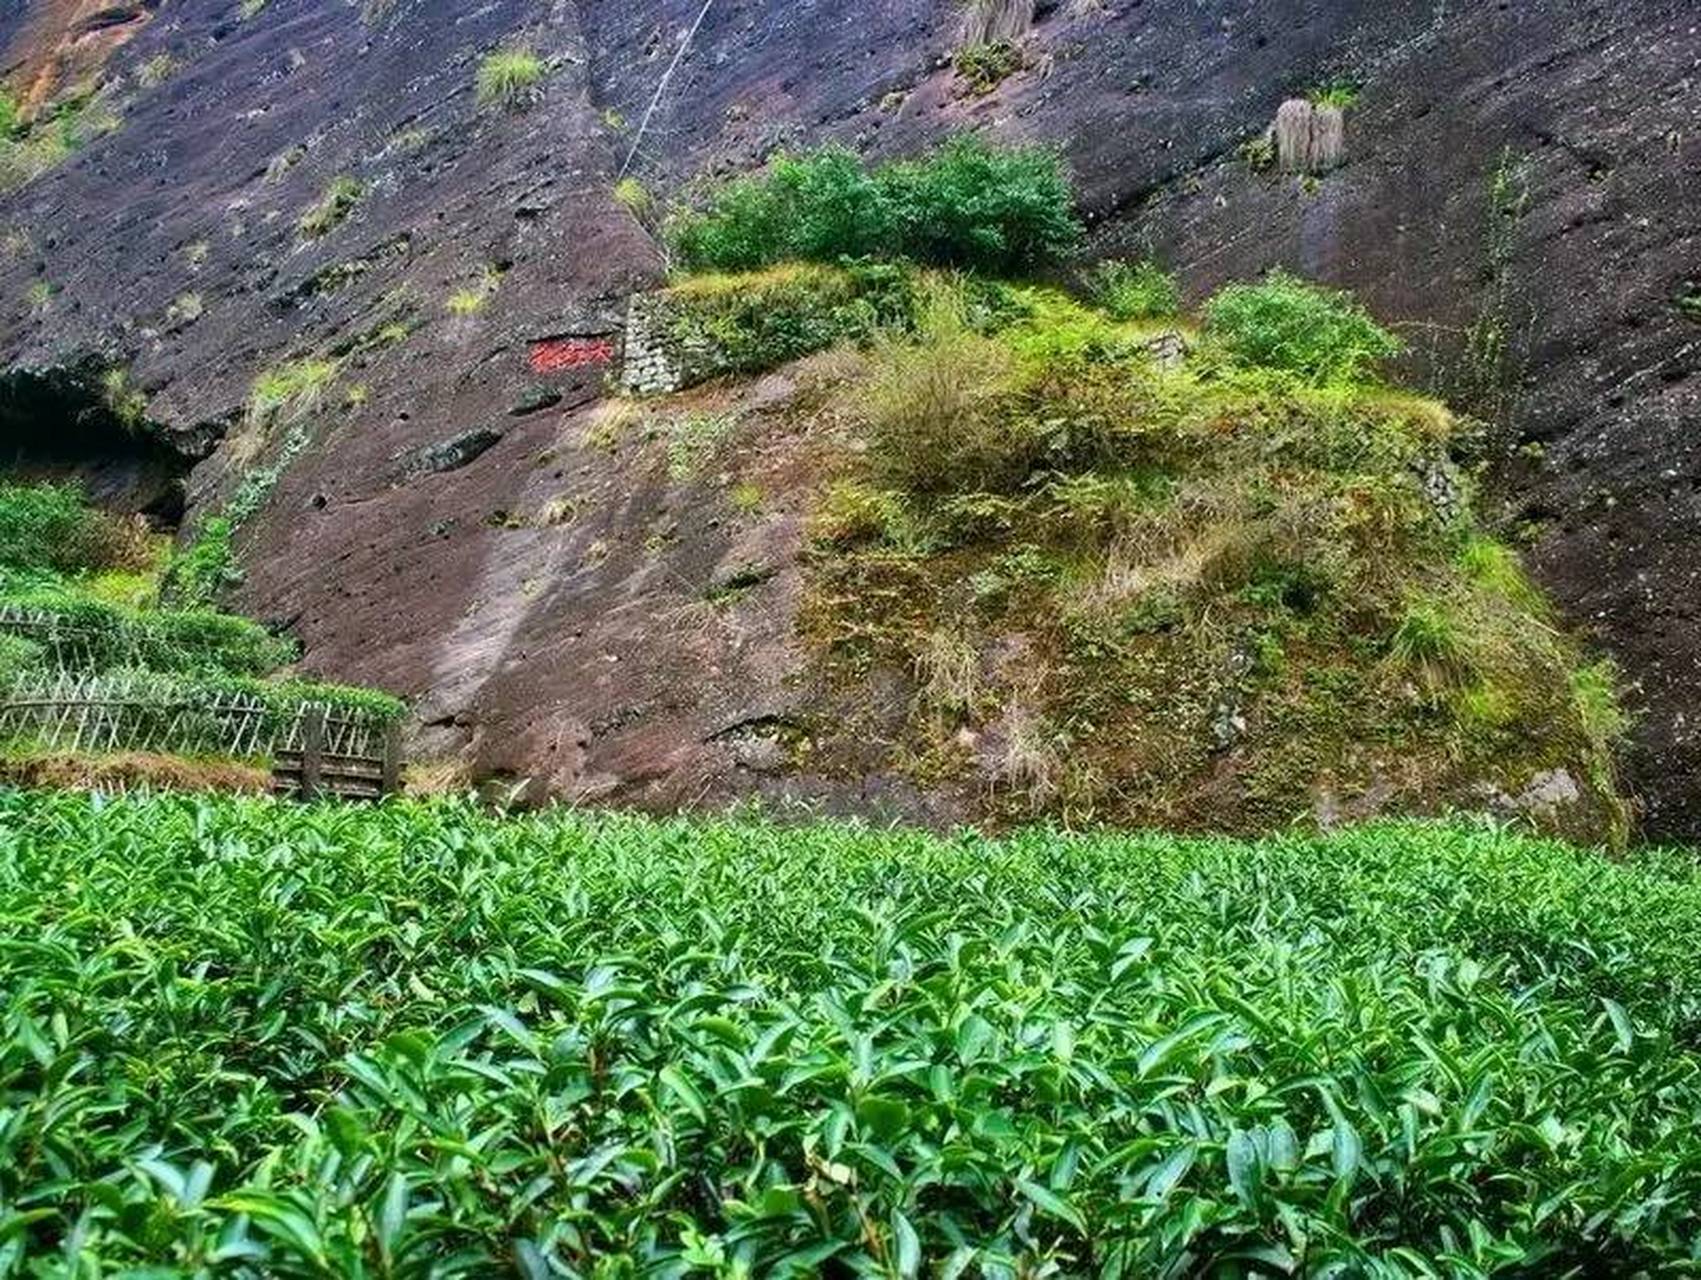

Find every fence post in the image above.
[300,706,325,802]
[381,720,402,798]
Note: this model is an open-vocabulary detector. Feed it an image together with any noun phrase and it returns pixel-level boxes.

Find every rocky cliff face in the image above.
[1,0,1696,833]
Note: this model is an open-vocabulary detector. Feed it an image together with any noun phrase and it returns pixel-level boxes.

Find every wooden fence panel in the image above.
[0,672,404,801]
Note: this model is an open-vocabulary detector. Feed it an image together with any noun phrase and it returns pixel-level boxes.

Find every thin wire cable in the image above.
[618,0,714,181]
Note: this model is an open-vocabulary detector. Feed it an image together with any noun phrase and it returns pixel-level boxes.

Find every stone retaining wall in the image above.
[620,294,705,395]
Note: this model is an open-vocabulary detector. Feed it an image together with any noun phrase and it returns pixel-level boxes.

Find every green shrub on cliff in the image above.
[886,136,1080,271]
[669,136,1080,274]
[0,482,136,575]
[1204,270,1403,383]
[668,145,894,270]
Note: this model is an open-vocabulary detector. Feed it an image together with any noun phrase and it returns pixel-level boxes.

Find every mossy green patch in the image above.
[654,260,916,381]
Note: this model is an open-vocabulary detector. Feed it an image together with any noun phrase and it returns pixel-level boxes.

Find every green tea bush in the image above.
[0,482,126,574]
[1204,270,1403,383]
[0,593,296,676]
[3,797,1701,1273]
[162,512,236,606]
[0,632,42,681]
[0,667,402,759]
[670,137,1080,274]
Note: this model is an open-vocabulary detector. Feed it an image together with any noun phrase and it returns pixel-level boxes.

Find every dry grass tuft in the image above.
[0,750,269,795]
[404,757,473,796]
[915,629,980,713]
[990,702,1058,805]
[581,398,640,452]
[864,284,1020,493]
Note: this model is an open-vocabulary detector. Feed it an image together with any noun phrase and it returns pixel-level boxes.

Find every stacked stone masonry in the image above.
[620,294,720,396]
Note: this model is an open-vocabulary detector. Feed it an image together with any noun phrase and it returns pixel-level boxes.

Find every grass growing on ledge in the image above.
[0,86,122,195]
[248,357,338,431]
[1308,80,1361,109]
[2,793,1701,1272]
[612,175,653,219]
[298,176,363,238]
[476,46,545,110]
[791,273,1629,843]
[954,40,1023,93]
[446,265,502,315]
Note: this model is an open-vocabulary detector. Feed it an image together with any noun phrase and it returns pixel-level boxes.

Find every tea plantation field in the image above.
[3,791,1700,1275]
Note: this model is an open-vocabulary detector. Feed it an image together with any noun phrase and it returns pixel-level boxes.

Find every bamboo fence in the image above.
[0,603,125,671]
[0,670,391,761]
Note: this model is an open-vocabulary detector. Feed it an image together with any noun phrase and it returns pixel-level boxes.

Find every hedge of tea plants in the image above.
[3,793,1700,1275]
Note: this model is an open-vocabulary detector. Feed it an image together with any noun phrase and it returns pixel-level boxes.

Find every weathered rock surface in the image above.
[407,428,504,478]
[0,0,1696,834]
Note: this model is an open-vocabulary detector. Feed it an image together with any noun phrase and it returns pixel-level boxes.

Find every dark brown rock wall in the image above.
[1,0,1696,833]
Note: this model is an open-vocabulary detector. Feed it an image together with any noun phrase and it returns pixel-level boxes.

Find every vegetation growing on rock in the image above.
[3,794,1701,1272]
[445,265,502,316]
[1089,258,1182,322]
[954,40,1024,94]
[1204,271,1403,383]
[641,262,916,384]
[770,272,1629,842]
[667,137,1080,274]
[0,84,119,194]
[297,176,363,239]
[475,46,546,110]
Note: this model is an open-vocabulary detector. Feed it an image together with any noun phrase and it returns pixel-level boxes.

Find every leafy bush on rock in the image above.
[1204,270,1403,383]
[669,137,1081,274]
